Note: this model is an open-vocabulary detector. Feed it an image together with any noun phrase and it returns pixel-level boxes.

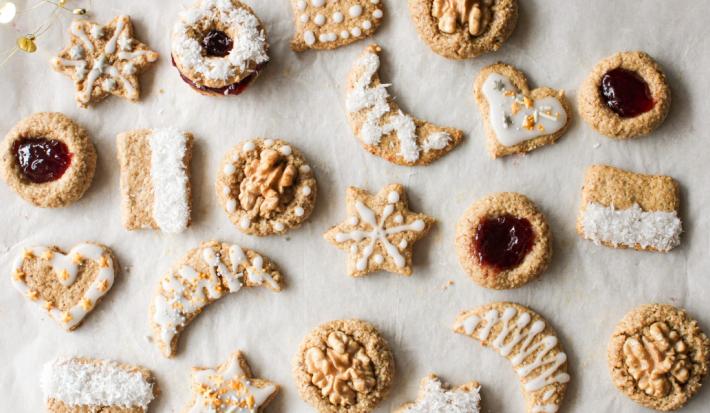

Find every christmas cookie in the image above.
[294,319,395,413]
[578,51,670,139]
[608,304,710,411]
[395,374,481,413]
[41,357,158,413]
[117,128,193,233]
[216,138,317,236]
[474,63,571,158]
[11,242,116,331]
[185,351,279,412]
[454,302,570,413]
[171,0,269,97]
[346,44,464,166]
[455,192,551,290]
[290,0,385,51]
[324,184,435,277]
[51,15,159,108]
[409,0,518,59]
[577,164,682,252]
[150,240,283,357]
[1,112,96,208]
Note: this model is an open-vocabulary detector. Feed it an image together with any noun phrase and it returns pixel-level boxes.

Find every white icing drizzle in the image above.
[149,129,191,234]
[402,376,481,413]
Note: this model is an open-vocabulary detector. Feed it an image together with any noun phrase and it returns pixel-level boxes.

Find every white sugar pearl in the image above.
[222,186,230,195]
[332,11,344,23]
[349,5,362,17]
[371,0,380,3]
[294,207,305,217]
[350,245,358,253]
[242,141,255,152]
[348,216,358,225]
[300,14,309,23]
[279,145,292,156]
[340,30,350,39]
[373,254,384,264]
[273,222,285,231]
[302,186,312,196]
[350,27,362,37]
[304,31,316,45]
[226,199,237,212]
[362,20,372,30]
[373,9,383,19]
[318,33,327,42]
[299,164,311,174]
[223,163,236,175]
[263,139,274,147]
[311,0,325,6]
[399,239,408,249]
[394,214,403,224]
[296,0,307,10]
[387,191,400,203]
[314,14,326,25]
[240,216,250,229]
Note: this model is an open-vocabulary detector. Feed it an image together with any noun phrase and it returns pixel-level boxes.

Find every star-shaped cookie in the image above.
[51,15,158,108]
[324,184,434,277]
[396,374,481,413]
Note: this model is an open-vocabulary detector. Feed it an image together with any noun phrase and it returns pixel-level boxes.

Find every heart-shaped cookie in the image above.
[11,243,116,330]
[474,63,570,158]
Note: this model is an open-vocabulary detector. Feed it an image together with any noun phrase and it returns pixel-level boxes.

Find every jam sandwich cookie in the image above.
[474,63,571,158]
[1,112,96,208]
[324,184,435,277]
[396,374,481,413]
[171,0,269,97]
[455,192,551,290]
[290,0,385,51]
[454,302,570,413]
[11,242,116,331]
[51,16,158,108]
[150,240,283,357]
[294,319,395,413]
[577,164,682,252]
[346,44,464,166]
[578,51,670,139]
[408,0,518,59]
[117,128,193,234]
[608,304,710,411]
[216,138,317,236]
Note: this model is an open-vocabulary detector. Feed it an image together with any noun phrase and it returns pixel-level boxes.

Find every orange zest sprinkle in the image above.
[99,255,110,268]
[62,311,73,323]
[27,290,40,300]
[13,269,26,282]
[42,250,54,260]
[523,96,533,108]
[522,115,535,130]
[81,298,93,310]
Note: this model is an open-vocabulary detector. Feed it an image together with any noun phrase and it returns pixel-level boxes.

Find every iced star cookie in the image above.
[454,302,570,413]
[408,0,518,59]
[1,112,96,208]
[41,357,158,413]
[577,165,682,252]
[216,138,317,236]
[117,128,193,233]
[474,63,571,158]
[171,0,269,97]
[51,15,159,108]
[395,374,481,413]
[150,240,283,357]
[608,304,710,411]
[346,44,464,166]
[324,184,435,277]
[290,0,385,51]
[455,192,551,289]
[294,319,395,413]
[578,51,670,139]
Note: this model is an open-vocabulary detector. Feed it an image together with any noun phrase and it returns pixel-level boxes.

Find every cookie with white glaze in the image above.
[396,374,481,413]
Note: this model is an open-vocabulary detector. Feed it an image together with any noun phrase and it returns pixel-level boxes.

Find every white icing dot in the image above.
[263,139,274,147]
[279,145,292,156]
[242,141,256,152]
[394,214,403,224]
[300,14,309,23]
[294,207,305,217]
[239,216,250,229]
[102,78,116,91]
[349,5,363,17]
[314,14,326,26]
[387,191,400,204]
[223,163,236,175]
[350,245,358,253]
[350,27,362,37]
[319,33,337,42]
[296,0,307,10]
[302,186,312,196]
[273,222,285,231]
[304,31,316,46]
[226,199,237,212]
[373,9,383,19]
[222,186,230,195]
[362,20,372,30]
[399,239,408,249]
[332,11,344,23]
[348,216,358,226]
[299,164,311,174]
[311,0,325,6]
[340,30,350,39]
[373,254,384,264]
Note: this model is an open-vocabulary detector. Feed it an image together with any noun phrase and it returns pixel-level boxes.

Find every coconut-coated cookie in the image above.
[396,374,481,413]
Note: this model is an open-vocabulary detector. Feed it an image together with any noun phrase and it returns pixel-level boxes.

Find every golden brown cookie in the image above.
[396,374,481,413]
[293,319,395,413]
[608,304,710,411]
[455,192,551,289]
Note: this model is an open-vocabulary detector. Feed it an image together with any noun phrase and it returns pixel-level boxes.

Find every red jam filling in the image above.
[473,214,534,271]
[600,68,655,118]
[202,30,233,57]
[13,137,72,183]
[171,55,265,96]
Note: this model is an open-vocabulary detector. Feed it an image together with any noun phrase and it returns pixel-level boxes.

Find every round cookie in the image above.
[1,112,96,208]
[578,51,671,139]
[608,304,710,411]
[408,0,518,60]
[216,138,317,236]
[455,192,551,289]
[293,319,395,413]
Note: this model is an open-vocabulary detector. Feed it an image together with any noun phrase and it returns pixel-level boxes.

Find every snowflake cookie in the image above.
[396,374,481,413]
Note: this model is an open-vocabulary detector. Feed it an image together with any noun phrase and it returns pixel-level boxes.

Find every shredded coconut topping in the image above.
[150,128,190,233]
[403,377,481,413]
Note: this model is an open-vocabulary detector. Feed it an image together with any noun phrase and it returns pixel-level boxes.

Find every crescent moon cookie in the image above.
[455,192,551,290]
[474,63,571,159]
[171,0,269,97]
[150,240,284,357]
[578,51,671,139]
[453,302,570,413]
[608,304,710,411]
[345,44,464,166]
[216,138,317,236]
[395,374,482,413]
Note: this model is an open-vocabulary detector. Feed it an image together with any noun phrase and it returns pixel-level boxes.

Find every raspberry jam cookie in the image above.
[150,240,283,357]
[346,44,464,166]
[11,243,116,331]
[51,16,159,108]
[117,128,193,233]
[290,0,385,51]
[41,357,157,413]
[474,63,571,158]
[171,0,269,97]
[324,184,435,277]
[577,164,682,252]
[396,374,481,413]
[455,192,551,289]
[578,51,671,139]
[454,302,570,413]
[294,319,395,413]
[608,304,710,411]
[408,0,518,59]
[1,112,96,208]
[216,138,317,236]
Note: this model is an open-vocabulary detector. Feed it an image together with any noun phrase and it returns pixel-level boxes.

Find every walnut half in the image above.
[238,149,297,218]
[431,0,493,36]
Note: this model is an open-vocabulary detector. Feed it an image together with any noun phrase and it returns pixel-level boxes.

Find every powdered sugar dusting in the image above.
[150,128,190,233]
[402,377,481,413]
